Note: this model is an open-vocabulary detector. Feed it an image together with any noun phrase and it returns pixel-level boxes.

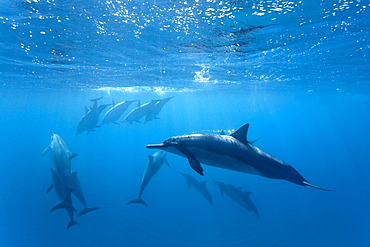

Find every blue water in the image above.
[1,0,370,246]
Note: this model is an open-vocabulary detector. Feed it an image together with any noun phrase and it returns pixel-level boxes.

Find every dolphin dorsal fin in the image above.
[85,106,89,114]
[230,124,250,144]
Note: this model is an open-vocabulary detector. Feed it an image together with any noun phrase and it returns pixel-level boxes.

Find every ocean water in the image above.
[1,0,369,246]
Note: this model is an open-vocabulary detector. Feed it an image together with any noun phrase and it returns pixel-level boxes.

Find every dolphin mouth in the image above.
[146,143,168,149]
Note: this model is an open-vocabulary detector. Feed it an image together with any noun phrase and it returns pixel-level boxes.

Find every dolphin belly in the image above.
[179,147,263,176]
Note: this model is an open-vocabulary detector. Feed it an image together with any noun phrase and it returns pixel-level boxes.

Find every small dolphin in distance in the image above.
[101,100,137,126]
[144,97,174,124]
[213,180,259,216]
[146,123,329,191]
[180,173,213,205]
[123,100,160,124]
[126,150,170,206]
[76,97,104,135]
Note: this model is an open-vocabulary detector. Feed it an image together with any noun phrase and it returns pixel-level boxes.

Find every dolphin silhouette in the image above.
[76,97,103,135]
[126,150,170,206]
[48,168,79,229]
[101,100,137,125]
[180,173,213,205]
[69,172,100,217]
[144,97,174,124]
[213,179,259,216]
[123,100,160,124]
[147,124,329,191]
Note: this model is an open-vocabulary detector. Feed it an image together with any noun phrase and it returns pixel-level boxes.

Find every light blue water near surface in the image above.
[0,1,370,246]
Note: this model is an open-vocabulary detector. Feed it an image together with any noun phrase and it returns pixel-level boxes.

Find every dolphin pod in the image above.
[146,123,330,191]
[43,133,99,229]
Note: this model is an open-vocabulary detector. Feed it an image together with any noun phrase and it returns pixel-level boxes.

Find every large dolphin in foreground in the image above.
[101,100,136,126]
[126,150,170,206]
[180,173,213,205]
[147,123,329,191]
[213,180,259,216]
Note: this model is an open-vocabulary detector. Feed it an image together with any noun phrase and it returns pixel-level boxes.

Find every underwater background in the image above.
[0,0,369,246]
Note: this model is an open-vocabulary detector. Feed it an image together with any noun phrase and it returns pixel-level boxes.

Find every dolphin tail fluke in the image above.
[77,207,100,218]
[67,220,79,229]
[126,198,148,206]
[90,96,103,102]
[303,181,331,191]
[50,201,73,213]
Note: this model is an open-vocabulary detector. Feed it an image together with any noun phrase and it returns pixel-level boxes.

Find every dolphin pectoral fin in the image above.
[175,145,204,175]
[126,198,148,206]
[69,152,78,160]
[165,160,171,168]
[67,220,79,229]
[46,184,53,193]
[303,181,331,191]
[113,121,120,125]
[188,157,204,176]
[42,146,50,156]
[77,207,100,217]
[250,138,260,144]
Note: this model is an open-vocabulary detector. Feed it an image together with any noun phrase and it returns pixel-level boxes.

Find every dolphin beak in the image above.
[146,143,168,149]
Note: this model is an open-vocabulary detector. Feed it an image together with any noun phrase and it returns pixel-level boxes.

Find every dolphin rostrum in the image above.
[126,150,170,206]
[180,173,213,205]
[146,124,329,191]
[213,180,259,216]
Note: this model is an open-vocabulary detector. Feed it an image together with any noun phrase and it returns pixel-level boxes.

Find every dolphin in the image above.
[213,179,259,216]
[126,150,170,206]
[48,168,79,229]
[76,97,103,135]
[180,173,213,205]
[101,100,137,126]
[43,133,79,229]
[144,97,174,124]
[146,123,329,191]
[43,133,78,178]
[69,172,100,217]
[123,100,160,124]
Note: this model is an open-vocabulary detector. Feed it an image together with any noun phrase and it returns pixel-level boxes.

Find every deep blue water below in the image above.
[1,1,370,246]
